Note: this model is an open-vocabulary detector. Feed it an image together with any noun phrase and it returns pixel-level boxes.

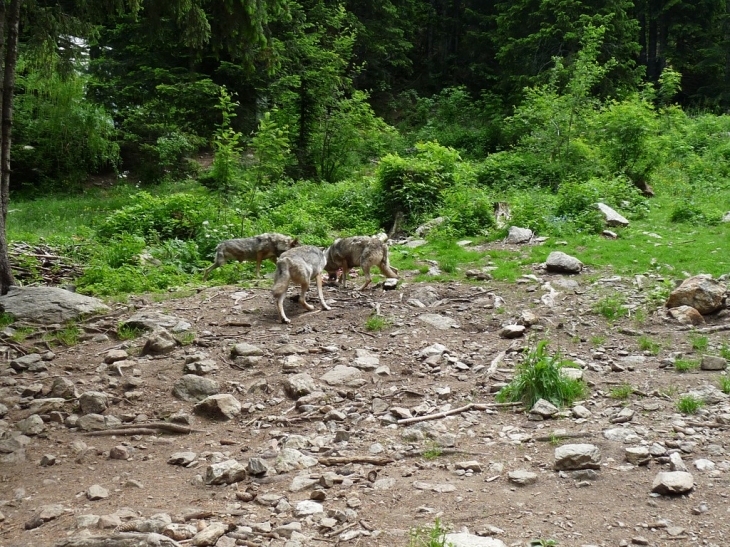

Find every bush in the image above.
[475,151,561,190]
[669,199,723,225]
[496,341,586,408]
[97,192,214,242]
[376,142,460,227]
[438,185,496,236]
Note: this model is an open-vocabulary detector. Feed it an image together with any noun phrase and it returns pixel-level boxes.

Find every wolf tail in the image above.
[380,246,399,278]
[271,258,291,297]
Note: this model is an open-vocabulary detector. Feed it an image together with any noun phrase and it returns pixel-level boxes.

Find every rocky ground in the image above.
[1,244,729,547]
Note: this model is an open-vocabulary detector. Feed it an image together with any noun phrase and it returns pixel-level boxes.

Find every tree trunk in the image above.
[0,0,21,294]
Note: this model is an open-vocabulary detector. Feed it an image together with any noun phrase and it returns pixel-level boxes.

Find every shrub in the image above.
[496,341,586,408]
[376,142,460,227]
[103,234,147,268]
[475,151,561,190]
[97,192,214,242]
[439,184,495,236]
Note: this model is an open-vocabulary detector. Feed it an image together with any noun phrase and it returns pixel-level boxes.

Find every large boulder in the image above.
[666,274,726,314]
[505,226,533,244]
[596,203,629,227]
[545,251,583,274]
[0,287,109,324]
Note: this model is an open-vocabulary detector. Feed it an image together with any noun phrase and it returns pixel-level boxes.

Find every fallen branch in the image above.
[397,402,523,425]
[685,420,729,429]
[84,422,202,436]
[85,428,159,437]
[317,456,393,466]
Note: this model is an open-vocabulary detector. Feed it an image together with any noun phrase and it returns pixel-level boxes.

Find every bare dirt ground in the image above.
[1,250,729,547]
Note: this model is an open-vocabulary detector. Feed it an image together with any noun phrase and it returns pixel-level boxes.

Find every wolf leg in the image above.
[316,273,332,311]
[276,292,290,323]
[359,264,372,290]
[255,251,264,278]
[298,279,315,311]
[202,253,225,281]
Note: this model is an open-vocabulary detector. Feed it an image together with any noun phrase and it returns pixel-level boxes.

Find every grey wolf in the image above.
[272,245,331,324]
[203,233,298,280]
[324,236,399,290]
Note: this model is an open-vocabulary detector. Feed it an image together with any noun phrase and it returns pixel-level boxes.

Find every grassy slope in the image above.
[6,182,730,292]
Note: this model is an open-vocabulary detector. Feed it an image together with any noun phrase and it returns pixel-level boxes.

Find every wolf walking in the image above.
[324,236,399,290]
[203,233,298,280]
[272,245,331,323]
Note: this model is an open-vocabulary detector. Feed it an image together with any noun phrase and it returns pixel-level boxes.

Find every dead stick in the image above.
[113,422,202,433]
[318,456,393,466]
[397,402,522,425]
[85,428,158,436]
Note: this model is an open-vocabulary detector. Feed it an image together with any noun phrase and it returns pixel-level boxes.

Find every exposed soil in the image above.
[1,248,730,547]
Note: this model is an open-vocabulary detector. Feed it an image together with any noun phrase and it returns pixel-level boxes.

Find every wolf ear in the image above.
[290,238,300,247]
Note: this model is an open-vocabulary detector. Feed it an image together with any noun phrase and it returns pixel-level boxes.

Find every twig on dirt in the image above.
[350,325,376,340]
[533,432,594,442]
[0,338,28,356]
[485,350,506,378]
[85,428,159,437]
[269,411,321,425]
[397,402,522,425]
[685,420,729,429]
[324,521,358,538]
[317,456,393,466]
[84,422,203,436]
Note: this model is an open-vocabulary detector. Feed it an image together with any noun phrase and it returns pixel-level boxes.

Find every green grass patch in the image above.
[52,323,81,347]
[721,345,730,360]
[421,443,443,461]
[0,312,15,328]
[590,335,606,346]
[117,323,146,340]
[689,332,709,352]
[563,193,730,278]
[592,295,629,321]
[496,341,586,408]
[610,383,633,400]
[176,331,196,346]
[718,376,730,394]
[10,326,35,343]
[674,358,699,373]
[409,518,452,547]
[676,395,704,415]
[365,314,392,332]
[638,335,661,355]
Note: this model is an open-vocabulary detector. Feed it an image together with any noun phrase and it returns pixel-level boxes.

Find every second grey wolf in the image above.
[203,233,299,280]
[272,245,331,324]
[324,236,399,290]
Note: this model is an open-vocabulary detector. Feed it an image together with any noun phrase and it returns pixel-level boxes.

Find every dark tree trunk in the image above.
[0,0,20,294]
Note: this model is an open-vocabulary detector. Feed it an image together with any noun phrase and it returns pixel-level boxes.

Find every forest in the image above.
[1,0,730,296]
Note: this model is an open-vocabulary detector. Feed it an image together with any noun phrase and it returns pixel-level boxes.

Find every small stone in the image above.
[701,355,727,371]
[651,471,694,495]
[39,454,56,467]
[109,445,130,460]
[86,484,109,501]
[508,470,538,485]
